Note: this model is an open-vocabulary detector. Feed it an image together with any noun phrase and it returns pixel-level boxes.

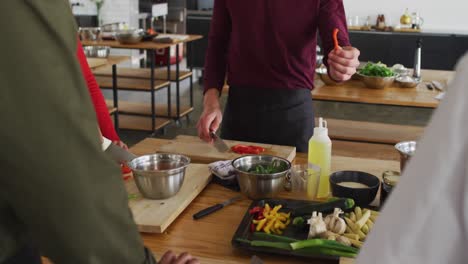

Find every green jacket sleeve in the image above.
[0,1,155,263]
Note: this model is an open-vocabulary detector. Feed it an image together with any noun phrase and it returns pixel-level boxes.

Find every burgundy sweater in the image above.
[204,0,350,93]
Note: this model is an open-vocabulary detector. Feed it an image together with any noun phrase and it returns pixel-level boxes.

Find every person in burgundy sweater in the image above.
[76,39,127,149]
[197,0,360,152]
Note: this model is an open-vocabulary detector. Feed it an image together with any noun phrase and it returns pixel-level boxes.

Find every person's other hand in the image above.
[197,89,222,143]
[327,46,360,82]
[159,251,200,264]
[113,140,128,150]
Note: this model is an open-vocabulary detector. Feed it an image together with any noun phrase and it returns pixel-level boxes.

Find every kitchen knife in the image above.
[102,137,137,162]
[210,131,230,153]
[193,195,242,220]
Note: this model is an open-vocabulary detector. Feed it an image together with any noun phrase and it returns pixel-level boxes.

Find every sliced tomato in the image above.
[121,164,132,174]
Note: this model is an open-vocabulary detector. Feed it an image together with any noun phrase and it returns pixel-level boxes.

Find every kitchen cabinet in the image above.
[186,12,211,69]
[184,10,468,71]
[349,31,468,70]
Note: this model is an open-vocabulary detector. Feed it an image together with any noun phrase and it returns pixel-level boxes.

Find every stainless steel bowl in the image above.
[128,154,190,200]
[232,155,291,199]
[78,27,101,41]
[395,141,417,172]
[101,22,128,32]
[395,76,420,88]
[83,46,110,58]
[316,67,343,86]
[359,74,396,89]
[114,29,144,44]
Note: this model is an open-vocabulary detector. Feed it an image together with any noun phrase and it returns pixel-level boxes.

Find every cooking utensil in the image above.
[83,46,110,58]
[193,195,242,220]
[232,155,291,199]
[78,27,101,41]
[359,74,396,89]
[395,75,420,88]
[128,154,190,199]
[210,131,230,153]
[102,137,137,162]
[395,141,417,172]
[114,29,144,44]
[158,135,296,163]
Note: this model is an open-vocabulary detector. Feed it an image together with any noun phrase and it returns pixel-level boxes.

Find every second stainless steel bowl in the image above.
[359,74,396,89]
[78,27,101,41]
[128,154,190,200]
[232,155,291,200]
[83,46,110,58]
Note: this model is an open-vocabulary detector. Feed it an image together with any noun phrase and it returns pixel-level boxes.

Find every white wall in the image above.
[343,0,468,33]
[71,0,139,28]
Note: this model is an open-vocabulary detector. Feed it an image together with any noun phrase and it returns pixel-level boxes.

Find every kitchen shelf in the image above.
[93,67,193,82]
[106,100,193,119]
[118,115,171,131]
[96,76,170,92]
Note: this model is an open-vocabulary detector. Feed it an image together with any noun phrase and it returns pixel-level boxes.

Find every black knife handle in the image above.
[193,204,224,220]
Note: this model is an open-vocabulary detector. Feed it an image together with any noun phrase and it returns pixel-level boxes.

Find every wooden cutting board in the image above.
[86,58,108,69]
[125,163,212,233]
[158,135,296,163]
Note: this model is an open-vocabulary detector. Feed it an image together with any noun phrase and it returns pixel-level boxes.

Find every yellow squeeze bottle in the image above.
[308,117,332,199]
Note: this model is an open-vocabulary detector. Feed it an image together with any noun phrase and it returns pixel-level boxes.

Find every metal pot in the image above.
[232,155,291,200]
[128,154,190,200]
[114,29,144,44]
[101,22,128,32]
[395,141,417,172]
[78,27,101,41]
[83,46,110,58]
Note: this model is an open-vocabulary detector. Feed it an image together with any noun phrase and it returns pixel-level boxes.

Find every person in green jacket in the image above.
[0,1,198,263]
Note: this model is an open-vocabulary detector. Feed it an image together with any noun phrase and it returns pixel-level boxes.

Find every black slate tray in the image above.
[231,199,344,261]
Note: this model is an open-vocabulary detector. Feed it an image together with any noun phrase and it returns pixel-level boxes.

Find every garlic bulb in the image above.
[324,208,346,235]
[307,211,327,238]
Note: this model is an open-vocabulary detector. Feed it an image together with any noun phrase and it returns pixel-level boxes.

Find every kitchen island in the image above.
[129,138,399,264]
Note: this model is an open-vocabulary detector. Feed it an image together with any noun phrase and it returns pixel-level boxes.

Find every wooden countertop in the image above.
[82,34,203,50]
[312,69,454,108]
[86,56,130,70]
[130,138,399,264]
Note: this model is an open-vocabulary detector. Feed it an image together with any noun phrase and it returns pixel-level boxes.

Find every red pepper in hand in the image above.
[333,28,340,50]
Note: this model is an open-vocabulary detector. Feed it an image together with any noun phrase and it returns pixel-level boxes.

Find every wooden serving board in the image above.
[86,58,108,69]
[158,135,296,163]
[126,163,212,233]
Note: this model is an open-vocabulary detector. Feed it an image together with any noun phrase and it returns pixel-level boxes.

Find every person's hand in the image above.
[327,46,360,82]
[113,140,128,150]
[197,89,222,143]
[159,251,199,264]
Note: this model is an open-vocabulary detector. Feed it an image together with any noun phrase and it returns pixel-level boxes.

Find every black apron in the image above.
[221,86,314,153]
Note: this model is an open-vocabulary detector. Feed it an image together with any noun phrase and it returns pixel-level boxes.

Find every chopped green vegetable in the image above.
[248,163,287,174]
[292,217,305,226]
[293,198,355,217]
[359,62,395,77]
[290,239,358,254]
